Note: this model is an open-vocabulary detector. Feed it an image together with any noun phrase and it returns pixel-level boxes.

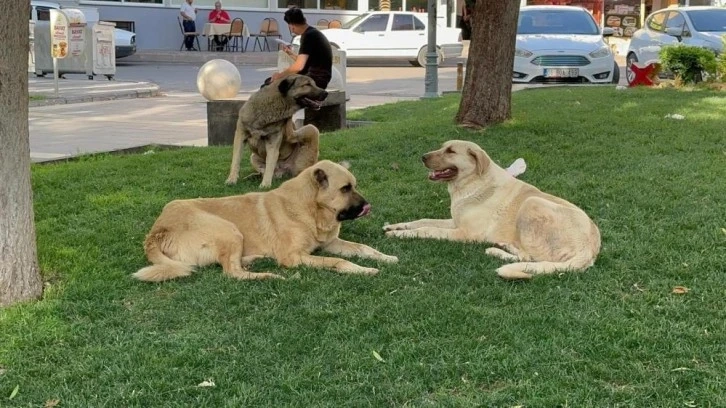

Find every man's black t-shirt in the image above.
[298,26,333,89]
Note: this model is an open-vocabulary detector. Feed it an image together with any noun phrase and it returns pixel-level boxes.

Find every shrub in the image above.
[659,44,718,84]
[717,35,726,82]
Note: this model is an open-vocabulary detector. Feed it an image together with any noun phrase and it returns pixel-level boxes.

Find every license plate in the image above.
[544,68,579,78]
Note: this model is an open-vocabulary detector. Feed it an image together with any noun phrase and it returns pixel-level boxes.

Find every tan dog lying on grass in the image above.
[135,160,398,282]
[384,140,601,280]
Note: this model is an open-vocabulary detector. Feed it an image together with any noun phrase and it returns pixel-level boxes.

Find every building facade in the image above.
[71,0,723,51]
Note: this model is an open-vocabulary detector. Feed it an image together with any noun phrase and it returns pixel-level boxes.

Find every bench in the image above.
[206,90,347,146]
[303,90,346,133]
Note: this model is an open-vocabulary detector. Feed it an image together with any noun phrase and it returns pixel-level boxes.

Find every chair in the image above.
[328,19,342,29]
[247,18,283,52]
[227,18,245,52]
[177,16,201,51]
[316,18,329,29]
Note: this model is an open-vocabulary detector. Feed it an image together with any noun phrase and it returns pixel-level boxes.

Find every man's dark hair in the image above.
[284,7,306,25]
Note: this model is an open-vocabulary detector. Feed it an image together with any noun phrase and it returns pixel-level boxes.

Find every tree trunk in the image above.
[0,1,43,307]
[455,0,520,129]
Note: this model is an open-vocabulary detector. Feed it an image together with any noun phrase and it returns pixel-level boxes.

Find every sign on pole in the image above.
[49,9,86,97]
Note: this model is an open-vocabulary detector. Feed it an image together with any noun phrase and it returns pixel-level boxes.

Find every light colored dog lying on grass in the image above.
[135,160,398,282]
[384,140,601,280]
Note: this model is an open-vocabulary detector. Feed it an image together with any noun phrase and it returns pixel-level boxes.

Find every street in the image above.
[114,60,465,96]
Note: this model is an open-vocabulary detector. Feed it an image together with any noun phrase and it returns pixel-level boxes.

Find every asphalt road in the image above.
[114,60,465,96]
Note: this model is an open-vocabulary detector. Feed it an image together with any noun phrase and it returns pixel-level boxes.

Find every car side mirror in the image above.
[665,27,683,42]
[602,27,614,37]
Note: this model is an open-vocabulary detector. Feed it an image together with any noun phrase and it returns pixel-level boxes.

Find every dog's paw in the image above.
[225,175,238,185]
[380,254,399,264]
[383,222,409,232]
[358,266,379,276]
[385,229,413,238]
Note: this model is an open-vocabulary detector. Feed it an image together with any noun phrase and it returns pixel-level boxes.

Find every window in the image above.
[392,14,413,30]
[278,0,356,10]
[171,0,269,8]
[81,0,163,3]
[413,15,424,30]
[687,9,726,32]
[646,11,666,32]
[37,7,52,21]
[665,11,686,32]
[355,13,388,32]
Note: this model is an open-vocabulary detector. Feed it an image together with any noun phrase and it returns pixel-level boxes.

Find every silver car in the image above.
[626,6,726,70]
[514,6,619,84]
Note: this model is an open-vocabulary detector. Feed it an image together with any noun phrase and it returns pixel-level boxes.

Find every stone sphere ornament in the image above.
[196,59,242,101]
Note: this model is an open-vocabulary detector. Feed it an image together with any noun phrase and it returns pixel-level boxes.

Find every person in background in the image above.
[180,0,198,51]
[270,7,332,90]
[208,1,231,51]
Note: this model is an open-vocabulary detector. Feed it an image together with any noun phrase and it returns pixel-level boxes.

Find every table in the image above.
[203,23,250,51]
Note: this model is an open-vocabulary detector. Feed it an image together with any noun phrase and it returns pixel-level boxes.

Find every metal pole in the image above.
[53,57,59,98]
[423,0,439,98]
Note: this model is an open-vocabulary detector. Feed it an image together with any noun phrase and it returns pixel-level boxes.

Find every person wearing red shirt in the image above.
[208,1,231,51]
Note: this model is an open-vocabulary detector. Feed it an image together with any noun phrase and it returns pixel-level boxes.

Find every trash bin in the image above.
[33,8,116,80]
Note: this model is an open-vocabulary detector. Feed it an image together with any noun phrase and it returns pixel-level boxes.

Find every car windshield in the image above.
[518,10,599,35]
[342,13,368,29]
[686,10,726,32]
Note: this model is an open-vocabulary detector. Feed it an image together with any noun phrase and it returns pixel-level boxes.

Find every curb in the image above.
[123,50,278,66]
[29,86,161,108]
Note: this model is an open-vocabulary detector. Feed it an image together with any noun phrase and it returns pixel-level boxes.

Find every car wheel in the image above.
[625,53,638,84]
[416,46,441,68]
[611,61,620,84]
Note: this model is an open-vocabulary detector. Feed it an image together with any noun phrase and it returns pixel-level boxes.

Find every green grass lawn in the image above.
[2,87,725,407]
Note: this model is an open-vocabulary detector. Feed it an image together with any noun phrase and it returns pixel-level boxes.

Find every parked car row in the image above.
[514,6,619,84]
[626,6,726,79]
[293,11,463,67]
[30,0,137,59]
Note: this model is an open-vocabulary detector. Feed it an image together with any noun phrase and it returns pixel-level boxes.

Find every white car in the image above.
[30,0,137,58]
[626,6,726,70]
[514,6,618,84]
[294,11,462,67]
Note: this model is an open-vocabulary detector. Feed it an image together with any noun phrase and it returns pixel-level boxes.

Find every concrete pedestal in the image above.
[304,91,346,133]
[207,99,245,146]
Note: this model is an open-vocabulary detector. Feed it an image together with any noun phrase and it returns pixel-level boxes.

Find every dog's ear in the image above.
[468,148,490,175]
[313,168,329,188]
[278,76,296,96]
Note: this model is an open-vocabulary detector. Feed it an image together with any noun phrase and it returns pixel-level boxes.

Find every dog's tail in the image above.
[133,232,194,282]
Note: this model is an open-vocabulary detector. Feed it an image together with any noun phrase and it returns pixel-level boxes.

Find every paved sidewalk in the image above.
[29,76,160,107]
[28,89,418,163]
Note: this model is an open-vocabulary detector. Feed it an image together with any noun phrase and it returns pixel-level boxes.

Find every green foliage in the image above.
[718,35,726,82]
[2,88,726,407]
[659,44,718,84]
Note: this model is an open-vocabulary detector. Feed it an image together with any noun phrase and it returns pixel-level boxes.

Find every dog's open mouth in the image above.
[429,168,458,181]
[357,203,371,218]
[298,97,324,111]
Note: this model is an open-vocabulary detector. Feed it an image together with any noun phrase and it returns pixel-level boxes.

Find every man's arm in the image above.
[272,50,308,81]
[180,8,193,21]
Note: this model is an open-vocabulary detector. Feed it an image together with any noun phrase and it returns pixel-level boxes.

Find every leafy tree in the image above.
[455,0,520,129]
[0,1,43,306]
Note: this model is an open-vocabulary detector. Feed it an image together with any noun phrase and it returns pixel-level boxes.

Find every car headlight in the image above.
[515,48,533,58]
[589,46,611,58]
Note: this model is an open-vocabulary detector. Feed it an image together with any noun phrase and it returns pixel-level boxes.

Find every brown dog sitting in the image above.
[225,75,327,188]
